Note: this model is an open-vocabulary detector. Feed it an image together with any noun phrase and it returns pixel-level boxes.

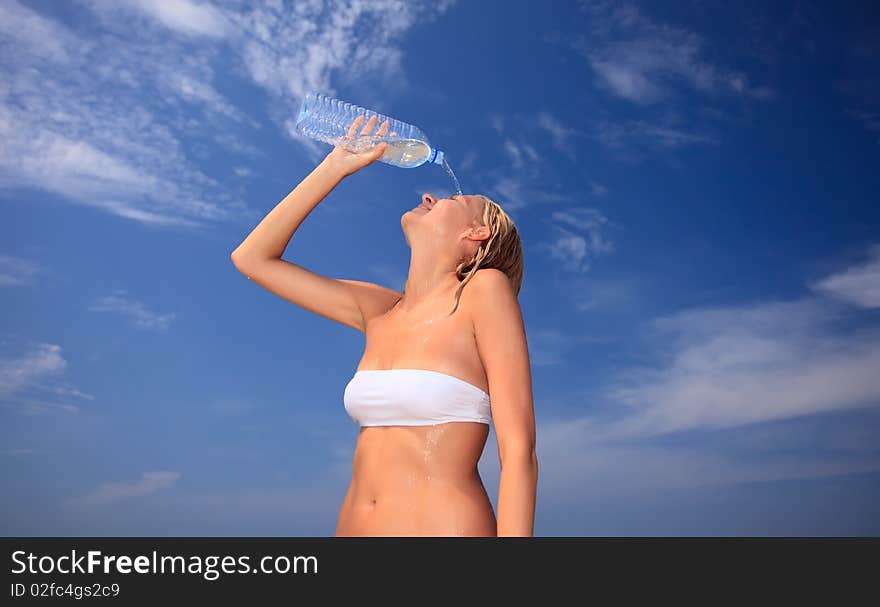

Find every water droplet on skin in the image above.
[423,424,448,465]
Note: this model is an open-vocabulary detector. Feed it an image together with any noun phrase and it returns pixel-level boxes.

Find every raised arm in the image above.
[231,115,401,332]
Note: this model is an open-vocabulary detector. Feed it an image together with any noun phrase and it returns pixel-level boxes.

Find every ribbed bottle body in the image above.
[294,91,444,168]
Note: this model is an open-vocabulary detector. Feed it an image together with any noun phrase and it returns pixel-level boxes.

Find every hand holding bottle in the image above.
[323,114,398,177]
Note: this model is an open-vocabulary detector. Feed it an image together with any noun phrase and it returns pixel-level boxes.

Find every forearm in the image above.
[496,449,538,536]
[231,159,346,263]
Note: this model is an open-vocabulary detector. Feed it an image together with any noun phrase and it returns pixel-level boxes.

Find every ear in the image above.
[473,225,491,240]
[462,224,490,243]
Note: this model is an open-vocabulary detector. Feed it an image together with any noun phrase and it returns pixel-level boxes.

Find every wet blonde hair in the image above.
[449,194,524,316]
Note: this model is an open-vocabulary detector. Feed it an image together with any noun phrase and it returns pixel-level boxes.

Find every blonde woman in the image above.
[231,114,537,536]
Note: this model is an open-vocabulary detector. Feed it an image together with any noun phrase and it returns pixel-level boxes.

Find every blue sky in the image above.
[2,0,879,536]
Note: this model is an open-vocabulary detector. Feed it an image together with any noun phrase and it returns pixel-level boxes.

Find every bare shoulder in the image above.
[470,267,510,288]
[462,268,519,322]
[467,268,515,301]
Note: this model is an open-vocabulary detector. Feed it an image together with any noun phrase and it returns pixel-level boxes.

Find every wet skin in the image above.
[335,278,497,536]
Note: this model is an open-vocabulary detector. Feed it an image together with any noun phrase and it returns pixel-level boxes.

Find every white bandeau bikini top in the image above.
[343,368,492,427]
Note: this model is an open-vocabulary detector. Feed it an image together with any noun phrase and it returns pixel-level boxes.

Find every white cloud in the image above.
[87,290,176,332]
[502,139,540,169]
[595,119,719,149]
[487,175,568,211]
[488,176,530,210]
[599,294,880,440]
[575,2,776,105]
[0,0,454,227]
[103,0,234,38]
[0,343,67,398]
[589,180,608,196]
[0,254,42,286]
[536,112,583,161]
[534,414,880,506]
[65,471,181,509]
[523,246,880,507]
[537,208,613,272]
[0,343,86,414]
[810,243,880,309]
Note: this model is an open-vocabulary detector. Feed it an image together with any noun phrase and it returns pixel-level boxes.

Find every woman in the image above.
[231,114,537,536]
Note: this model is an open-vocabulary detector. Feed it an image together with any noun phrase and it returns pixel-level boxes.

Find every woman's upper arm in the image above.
[469,269,536,456]
[231,256,401,332]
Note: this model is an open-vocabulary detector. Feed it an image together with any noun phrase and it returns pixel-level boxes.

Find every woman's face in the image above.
[405,193,483,238]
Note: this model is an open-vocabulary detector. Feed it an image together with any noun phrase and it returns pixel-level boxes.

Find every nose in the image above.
[422,193,436,207]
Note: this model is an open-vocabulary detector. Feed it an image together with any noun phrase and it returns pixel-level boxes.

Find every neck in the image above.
[399,244,460,309]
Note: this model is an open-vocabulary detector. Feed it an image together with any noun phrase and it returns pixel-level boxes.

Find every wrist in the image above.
[316,157,349,180]
[319,155,353,179]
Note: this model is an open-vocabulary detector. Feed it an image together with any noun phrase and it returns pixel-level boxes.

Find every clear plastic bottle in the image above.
[294,91,447,169]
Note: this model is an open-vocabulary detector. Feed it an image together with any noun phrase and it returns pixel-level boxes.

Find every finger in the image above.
[390,131,398,137]
[360,140,385,156]
[360,114,379,137]
[377,119,391,137]
[345,115,365,140]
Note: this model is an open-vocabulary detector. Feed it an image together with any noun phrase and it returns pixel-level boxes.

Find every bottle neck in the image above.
[429,148,445,165]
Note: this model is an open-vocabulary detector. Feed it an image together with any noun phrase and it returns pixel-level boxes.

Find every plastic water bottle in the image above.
[294,91,448,170]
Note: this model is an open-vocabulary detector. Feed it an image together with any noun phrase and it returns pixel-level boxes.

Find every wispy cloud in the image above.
[502,139,540,169]
[595,119,720,149]
[87,289,176,332]
[485,175,568,211]
[601,297,880,439]
[536,112,584,161]
[810,244,880,309]
[526,247,880,510]
[574,1,776,105]
[534,413,880,509]
[581,246,880,441]
[0,343,87,414]
[0,0,454,227]
[0,343,67,399]
[0,254,42,286]
[98,0,235,38]
[537,208,614,272]
[64,471,181,509]
[589,180,608,196]
[543,1,773,155]
[479,109,586,210]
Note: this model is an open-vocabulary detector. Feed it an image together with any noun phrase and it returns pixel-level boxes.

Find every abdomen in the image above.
[335,423,496,536]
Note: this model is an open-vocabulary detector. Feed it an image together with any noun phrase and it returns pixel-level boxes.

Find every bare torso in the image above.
[335,284,497,536]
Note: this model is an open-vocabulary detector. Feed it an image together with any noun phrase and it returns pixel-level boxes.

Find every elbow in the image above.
[499,442,537,468]
[230,249,259,271]
[230,252,247,275]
